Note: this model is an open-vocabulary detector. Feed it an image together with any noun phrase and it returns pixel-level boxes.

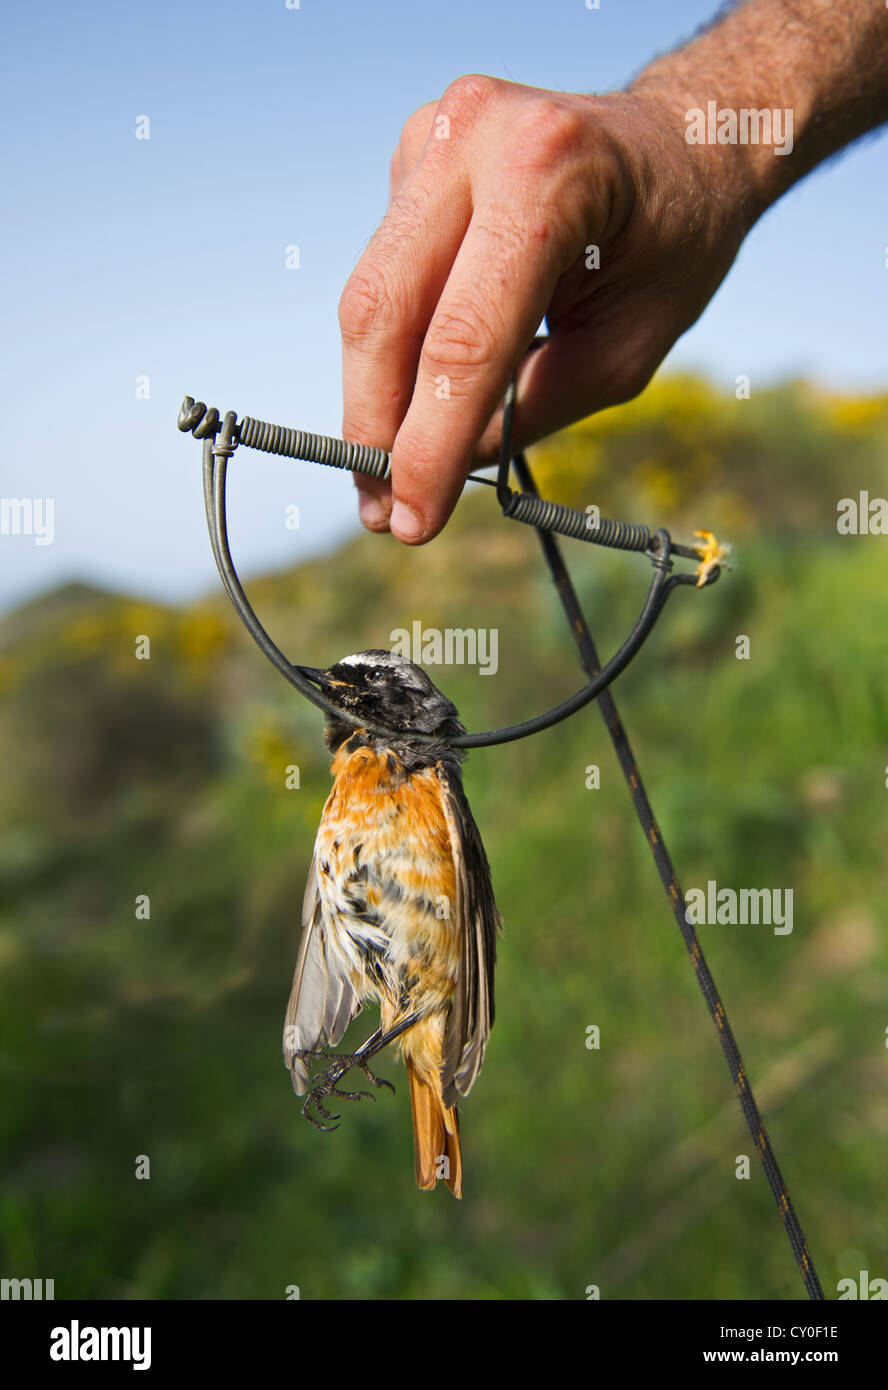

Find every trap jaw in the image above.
[177,387,725,748]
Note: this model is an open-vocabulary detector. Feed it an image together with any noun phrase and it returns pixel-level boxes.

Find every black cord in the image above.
[510,450,824,1301]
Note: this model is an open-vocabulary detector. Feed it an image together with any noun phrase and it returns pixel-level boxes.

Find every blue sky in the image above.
[2,0,886,614]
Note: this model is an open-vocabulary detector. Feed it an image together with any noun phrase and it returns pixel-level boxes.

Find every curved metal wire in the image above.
[179,393,719,749]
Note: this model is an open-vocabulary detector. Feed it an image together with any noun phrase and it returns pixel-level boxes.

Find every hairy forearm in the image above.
[630,0,888,226]
[342,1,888,538]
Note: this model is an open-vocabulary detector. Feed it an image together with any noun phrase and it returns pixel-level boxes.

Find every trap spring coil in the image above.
[500,489,650,550]
[233,404,653,550]
[237,413,393,480]
[177,383,823,1300]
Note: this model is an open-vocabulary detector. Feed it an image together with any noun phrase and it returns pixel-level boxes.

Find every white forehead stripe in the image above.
[341,652,383,668]
[339,650,428,690]
[340,650,415,671]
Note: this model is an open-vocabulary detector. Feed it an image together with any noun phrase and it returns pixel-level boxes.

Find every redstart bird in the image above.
[282,650,501,1197]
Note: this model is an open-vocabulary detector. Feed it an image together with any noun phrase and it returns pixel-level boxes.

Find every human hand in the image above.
[339,75,752,543]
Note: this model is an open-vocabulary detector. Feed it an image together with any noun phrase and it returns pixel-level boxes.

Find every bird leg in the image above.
[296,1012,423,1131]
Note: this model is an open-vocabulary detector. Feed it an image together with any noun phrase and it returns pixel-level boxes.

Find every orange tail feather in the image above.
[407,1060,462,1198]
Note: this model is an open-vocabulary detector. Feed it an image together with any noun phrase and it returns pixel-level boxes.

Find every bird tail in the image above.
[407,1059,462,1198]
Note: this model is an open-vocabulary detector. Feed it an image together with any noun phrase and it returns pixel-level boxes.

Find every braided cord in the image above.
[512,452,823,1301]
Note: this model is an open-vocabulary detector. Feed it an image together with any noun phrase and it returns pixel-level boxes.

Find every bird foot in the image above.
[295,1050,395,1132]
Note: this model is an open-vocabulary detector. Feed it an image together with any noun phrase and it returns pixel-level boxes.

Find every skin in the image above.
[338,0,888,543]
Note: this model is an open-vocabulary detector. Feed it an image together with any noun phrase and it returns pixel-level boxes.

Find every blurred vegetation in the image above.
[1,376,887,1300]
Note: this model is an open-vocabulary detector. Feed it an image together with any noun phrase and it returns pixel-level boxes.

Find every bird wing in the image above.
[282,850,363,1095]
[437,764,501,1107]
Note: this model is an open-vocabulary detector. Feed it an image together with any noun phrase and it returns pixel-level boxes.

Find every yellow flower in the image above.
[692,530,733,587]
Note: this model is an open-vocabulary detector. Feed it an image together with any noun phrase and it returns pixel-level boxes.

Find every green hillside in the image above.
[1,377,887,1299]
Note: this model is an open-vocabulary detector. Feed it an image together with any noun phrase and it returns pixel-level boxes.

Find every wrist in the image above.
[622,77,775,237]
[589,84,758,275]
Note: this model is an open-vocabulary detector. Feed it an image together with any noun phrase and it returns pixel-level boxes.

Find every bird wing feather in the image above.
[282,851,363,1095]
[437,764,501,1107]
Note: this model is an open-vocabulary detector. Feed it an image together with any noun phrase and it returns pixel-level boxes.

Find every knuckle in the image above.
[338,263,397,341]
[438,72,498,123]
[422,299,497,374]
[507,97,589,171]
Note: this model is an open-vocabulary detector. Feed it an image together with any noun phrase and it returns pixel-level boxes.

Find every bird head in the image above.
[298,649,465,760]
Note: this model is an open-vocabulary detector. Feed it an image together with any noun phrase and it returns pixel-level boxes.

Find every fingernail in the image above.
[390,500,426,542]
[358,491,389,529]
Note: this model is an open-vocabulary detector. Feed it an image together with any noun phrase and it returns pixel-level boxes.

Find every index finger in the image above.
[338,166,472,530]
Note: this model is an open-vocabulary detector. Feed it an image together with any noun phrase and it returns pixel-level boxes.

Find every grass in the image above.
[1,378,887,1299]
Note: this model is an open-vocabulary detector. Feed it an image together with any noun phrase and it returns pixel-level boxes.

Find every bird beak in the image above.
[297,666,354,693]
[297,666,325,688]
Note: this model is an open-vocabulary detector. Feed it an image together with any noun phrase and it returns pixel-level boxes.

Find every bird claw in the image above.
[295,1050,395,1132]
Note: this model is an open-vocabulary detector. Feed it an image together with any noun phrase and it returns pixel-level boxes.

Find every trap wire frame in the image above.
[179,382,715,746]
[177,387,823,1301]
